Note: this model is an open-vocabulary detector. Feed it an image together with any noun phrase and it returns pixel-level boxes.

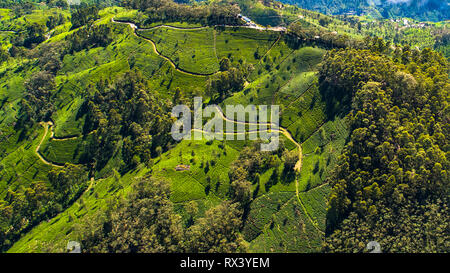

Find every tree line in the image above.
[0,164,88,251]
[121,0,244,26]
[320,39,449,252]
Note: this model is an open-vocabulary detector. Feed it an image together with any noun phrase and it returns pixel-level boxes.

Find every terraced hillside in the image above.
[2,0,447,254]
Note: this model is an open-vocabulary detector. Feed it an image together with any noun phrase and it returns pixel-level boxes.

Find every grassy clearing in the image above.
[283,84,327,143]
[40,134,93,165]
[222,46,326,147]
[243,192,295,241]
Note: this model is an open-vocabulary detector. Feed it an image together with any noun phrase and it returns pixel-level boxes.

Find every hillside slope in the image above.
[1,2,348,253]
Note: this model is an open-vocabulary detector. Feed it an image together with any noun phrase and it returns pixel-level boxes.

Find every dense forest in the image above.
[320,41,449,252]
[75,176,246,253]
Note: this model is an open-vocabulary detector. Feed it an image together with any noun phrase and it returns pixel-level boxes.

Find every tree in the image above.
[156,146,163,159]
[230,180,252,207]
[22,71,56,121]
[31,42,65,75]
[207,66,245,101]
[186,201,246,253]
[319,18,329,27]
[282,149,298,172]
[185,201,198,227]
[0,47,9,63]
[23,23,46,48]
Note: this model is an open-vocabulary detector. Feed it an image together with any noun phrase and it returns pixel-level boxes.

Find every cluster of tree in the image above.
[122,0,243,26]
[12,22,46,49]
[7,0,34,18]
[320,43,449,252]
[75,176,246,253]
[21,71,56,123]
[5,11,65,54]
[48,0,69,9]
[344,16,450,61]
[228,145,271,208]
[7,12,64,51]
[48,164,89,207]
[434,29,449,50]
[0,48,8,63]
[206,57,246,102]
[66,24,113,53]
[46,13,66,30]
[81,70,174,172]
[70,5,99,29]
[0,164,88,252]
[0,181,54,251]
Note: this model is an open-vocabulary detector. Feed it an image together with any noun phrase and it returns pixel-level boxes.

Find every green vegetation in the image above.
[321,43,449,252]
[278,0,449,22]
[0,0,447,254]
[139,27,219,75]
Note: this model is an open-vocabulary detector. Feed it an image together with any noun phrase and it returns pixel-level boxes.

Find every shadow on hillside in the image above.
[318,80,351,121]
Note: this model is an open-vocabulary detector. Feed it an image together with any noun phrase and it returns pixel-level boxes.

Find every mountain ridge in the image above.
[277,0,449,21]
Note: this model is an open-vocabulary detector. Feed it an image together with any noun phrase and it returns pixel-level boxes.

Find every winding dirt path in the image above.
[35,122,85,167]
[35,122,64,168]
[212,105,302,171]
[36,122,96,194]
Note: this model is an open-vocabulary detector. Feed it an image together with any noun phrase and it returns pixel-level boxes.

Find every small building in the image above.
[238,14,252,24]
[175,165,190,171]
[242,16,252,23]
